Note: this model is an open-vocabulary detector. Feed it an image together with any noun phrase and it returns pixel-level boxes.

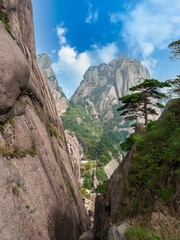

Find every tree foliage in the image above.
[117,79,170,124]
[167,40,180,96]
[168,39,180,61]
[166,75,180,97]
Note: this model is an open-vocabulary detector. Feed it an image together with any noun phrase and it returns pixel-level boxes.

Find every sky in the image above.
[32,0,180,99]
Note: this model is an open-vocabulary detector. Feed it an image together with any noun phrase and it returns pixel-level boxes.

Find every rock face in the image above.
[107,223,128,240]
[104,157,121,179]
[37,53,69,116]
[71,54,150,123]
[65,130,84,184]
[0,2,89,240]
[0,0,36,57]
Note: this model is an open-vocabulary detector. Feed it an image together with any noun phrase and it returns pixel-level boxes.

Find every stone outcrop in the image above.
[107,223,128,240]
[104,158,121,179]
[0,2,89,240]
[71,54,150,123]
[0,0,36,57]
[37,53,69,116]
[65,130,84,183]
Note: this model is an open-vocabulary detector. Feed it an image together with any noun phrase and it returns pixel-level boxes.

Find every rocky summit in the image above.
[71,54,150,122]
[37,53,69,116]
[71,54,150,144]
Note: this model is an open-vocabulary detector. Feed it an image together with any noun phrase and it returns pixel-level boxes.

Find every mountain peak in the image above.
[71,54,150,123]
[118,53,127,61]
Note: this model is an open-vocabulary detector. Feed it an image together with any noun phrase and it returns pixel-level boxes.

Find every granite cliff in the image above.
[0,1,89,239]
[71,54,150,122]
[0,0,36,57]
[71,54,150,143]
[37,53,69,116]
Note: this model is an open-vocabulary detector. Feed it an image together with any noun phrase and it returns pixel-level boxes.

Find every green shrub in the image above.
[3,146,36,158]
[120,99,180,217]
[81,188,90,199]
[95,180,108,194]
[0,9,15,39]
[83,172,93,190]
[49,127,58,138]
[34,106,43,122]
[8,117,14,126]
[125,226,162,240]
[96,168,108,182]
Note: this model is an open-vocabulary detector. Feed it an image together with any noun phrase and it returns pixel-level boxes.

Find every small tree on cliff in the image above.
[168,39,180,61]
[167,40,180,96]
[167,75,180,97]
[117,79,170,125]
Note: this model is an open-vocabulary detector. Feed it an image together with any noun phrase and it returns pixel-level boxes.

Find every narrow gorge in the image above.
[0,1,179,240]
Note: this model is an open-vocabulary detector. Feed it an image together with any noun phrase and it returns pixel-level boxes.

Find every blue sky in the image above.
[32,0,180,99]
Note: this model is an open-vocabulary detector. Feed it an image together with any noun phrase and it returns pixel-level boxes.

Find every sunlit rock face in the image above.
[71,54,150,122]
[65,130,85,184]
[0,1,89,239]
[0,0,36,57]
[71,54,151,141]
[37,53,69,116]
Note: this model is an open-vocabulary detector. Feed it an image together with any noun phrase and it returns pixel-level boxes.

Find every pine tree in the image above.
[168,39,180,61]
[117,79,170,125]
[167,40,180,95]
[167,75,180,97]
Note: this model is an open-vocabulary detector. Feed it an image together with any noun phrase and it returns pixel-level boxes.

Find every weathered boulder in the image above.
[79,228,94,240]
[0,23,30,115]
[108,223,128,240]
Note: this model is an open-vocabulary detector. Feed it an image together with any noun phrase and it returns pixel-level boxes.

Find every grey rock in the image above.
[0,23,30,115]
[37,53,69,116]
[104,157,121,179]
[37,53,62,93]
[65,130,84,183]
[108,223,128,240]
[79,228,94,240]
[71,54,150,123]
[0,0,36,57]
[0,2,89,239]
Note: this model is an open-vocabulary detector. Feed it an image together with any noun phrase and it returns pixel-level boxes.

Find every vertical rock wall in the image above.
[0,1,89,239]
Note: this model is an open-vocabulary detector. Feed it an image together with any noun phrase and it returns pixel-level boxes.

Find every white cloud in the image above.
[110,0,180,72]
[53,45,91,85]
[110,12,123,23]
[86,2,98,23]
[52,49,56,54]
[141,58,158,74]
[87,43,119,65]
[52,25,119,97]
[57,26,67,45]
